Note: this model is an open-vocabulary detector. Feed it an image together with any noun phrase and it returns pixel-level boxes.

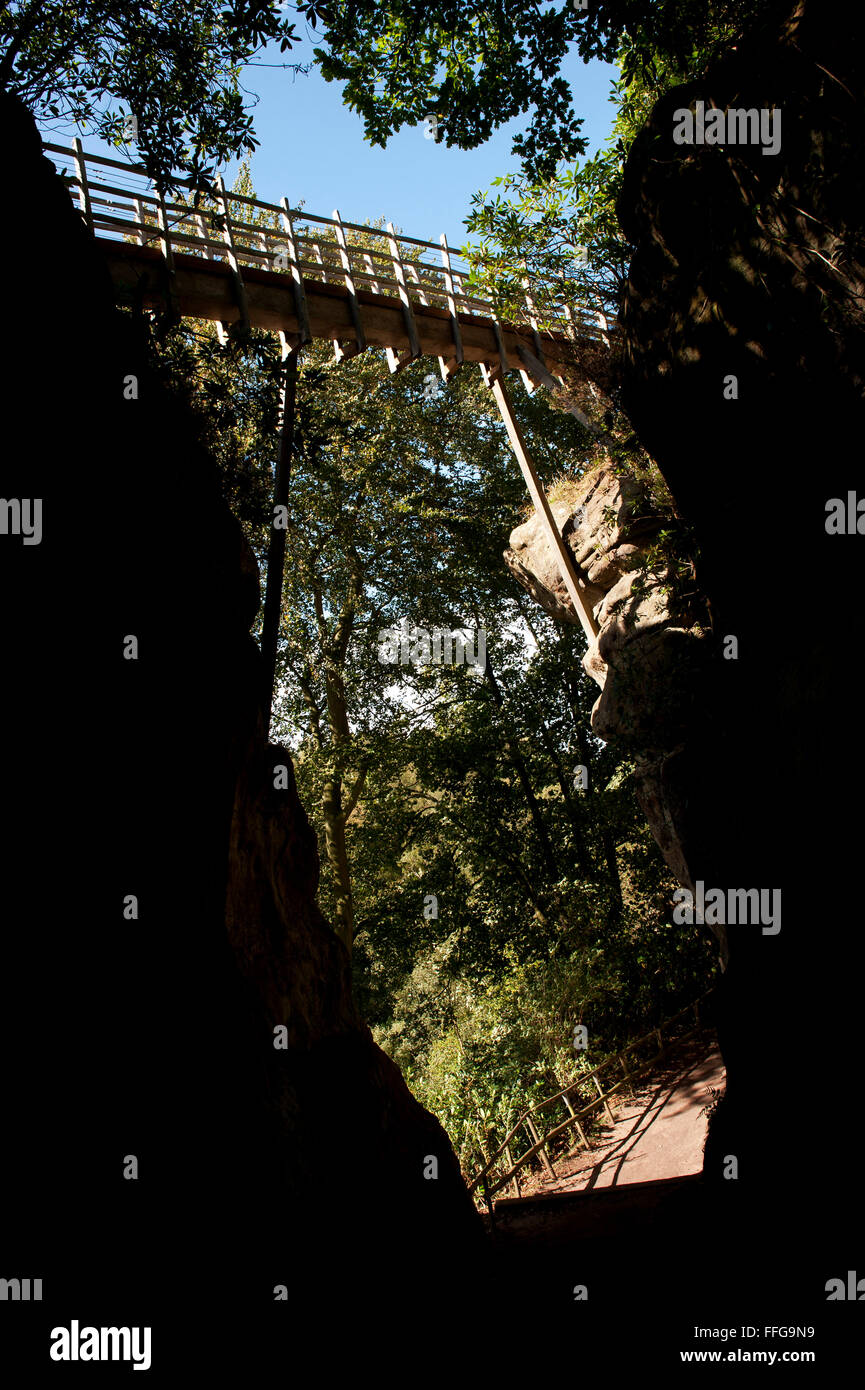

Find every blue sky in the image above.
[230,30,621,243]
[39,25,620,252]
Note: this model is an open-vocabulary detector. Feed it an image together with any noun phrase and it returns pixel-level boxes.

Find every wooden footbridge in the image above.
[46,139,610,706]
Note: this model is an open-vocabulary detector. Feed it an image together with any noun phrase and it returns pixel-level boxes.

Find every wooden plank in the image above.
[491,317,511,374]
[489,373,600,643]
[363,253,381,295]
[312,242,328,284]
[133,199,147,248]
[405,263,430,306]
[520,273,547,395]
[194,212,211,256]
[99,242,580,368]
[155,189,175,272]
[46,141,148,178]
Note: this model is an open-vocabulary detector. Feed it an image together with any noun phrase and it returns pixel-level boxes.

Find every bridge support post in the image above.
[261,336,300,731]
[486,369,600,643]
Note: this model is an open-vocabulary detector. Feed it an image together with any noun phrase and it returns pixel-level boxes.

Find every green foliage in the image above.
[0,0,304,190]
[145,166,718,1183]
[315,0,780,182]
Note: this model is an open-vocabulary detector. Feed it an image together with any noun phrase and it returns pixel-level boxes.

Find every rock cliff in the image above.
[505,465,719,951]
[0,90,481,1356]
[508,0,865,1272]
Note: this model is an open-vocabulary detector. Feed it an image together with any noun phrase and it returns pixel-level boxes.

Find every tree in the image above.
[0,0,306,189]
[315,0,781,181]
[143,167,716,1159]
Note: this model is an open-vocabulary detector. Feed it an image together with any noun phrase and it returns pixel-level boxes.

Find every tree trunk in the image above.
[484,655,558,879]
[322,771,354,953]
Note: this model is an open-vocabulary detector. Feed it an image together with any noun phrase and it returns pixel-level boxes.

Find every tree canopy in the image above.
[315,0,781,180]
[1,0,788,191]
[0,0,304,188]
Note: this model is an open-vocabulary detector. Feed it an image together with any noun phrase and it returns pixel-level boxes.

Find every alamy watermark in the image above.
[0,1276,42,1300]
[673,881,781,934]
[673,100,782,156]
[0,498,42,545]
[377,623,486,672]
[825,492,865,533]
[50,1321,151,1371]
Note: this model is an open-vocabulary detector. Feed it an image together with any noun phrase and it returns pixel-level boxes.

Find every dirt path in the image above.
[513,1034,725,1198]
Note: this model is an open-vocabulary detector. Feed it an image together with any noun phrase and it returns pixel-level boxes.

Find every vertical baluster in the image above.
[215,174,249,339]
[438,233,464,381]
[280,197,312,346]
[363,252,381,295]
[385,222,421,372]
[133,197,147,247]
[332,208,366,361]
[72,138,93,231]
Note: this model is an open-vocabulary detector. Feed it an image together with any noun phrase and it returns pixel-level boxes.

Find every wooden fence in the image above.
[467,989,716,1205]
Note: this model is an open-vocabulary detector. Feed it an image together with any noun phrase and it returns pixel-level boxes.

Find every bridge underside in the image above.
[103,240,574,378]
[102,237,602,656]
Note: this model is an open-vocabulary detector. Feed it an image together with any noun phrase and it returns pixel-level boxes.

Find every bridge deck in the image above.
[102,238,577,373]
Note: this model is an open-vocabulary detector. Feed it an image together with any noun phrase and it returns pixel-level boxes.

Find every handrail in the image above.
[466,988,716,1199]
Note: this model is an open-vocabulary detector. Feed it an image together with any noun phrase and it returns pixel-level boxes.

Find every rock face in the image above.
[510,3,865,1283]
[505,466,718,948]
[611,0,865,1262]
[0,91,481,1356]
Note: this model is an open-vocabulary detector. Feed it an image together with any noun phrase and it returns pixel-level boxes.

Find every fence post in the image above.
[504,1144,521,1198]
[133,198,148,247]
[331,207,366,361]
[482,1173,497,1232]
[438,233,464,381]
[71,138,93,231]
[215,174,249,339]
[385,222,421,372]
[592,1074,616,1124]
[279,197,312,346]
[524,1116,557,1180]
[619,1051,632,1095]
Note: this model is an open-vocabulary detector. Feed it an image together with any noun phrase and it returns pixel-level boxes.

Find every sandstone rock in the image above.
[506,464,712,956]
[504,499,604,623]
[0,90,483,1340]
[591,623,711,749]
[585,541,642,588]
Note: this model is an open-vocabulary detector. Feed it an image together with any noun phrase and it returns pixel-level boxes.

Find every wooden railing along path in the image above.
[467,990,716,1207]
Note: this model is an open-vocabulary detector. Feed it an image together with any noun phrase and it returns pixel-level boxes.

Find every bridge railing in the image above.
[42,140,606,346]
[466,988,717,1204]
